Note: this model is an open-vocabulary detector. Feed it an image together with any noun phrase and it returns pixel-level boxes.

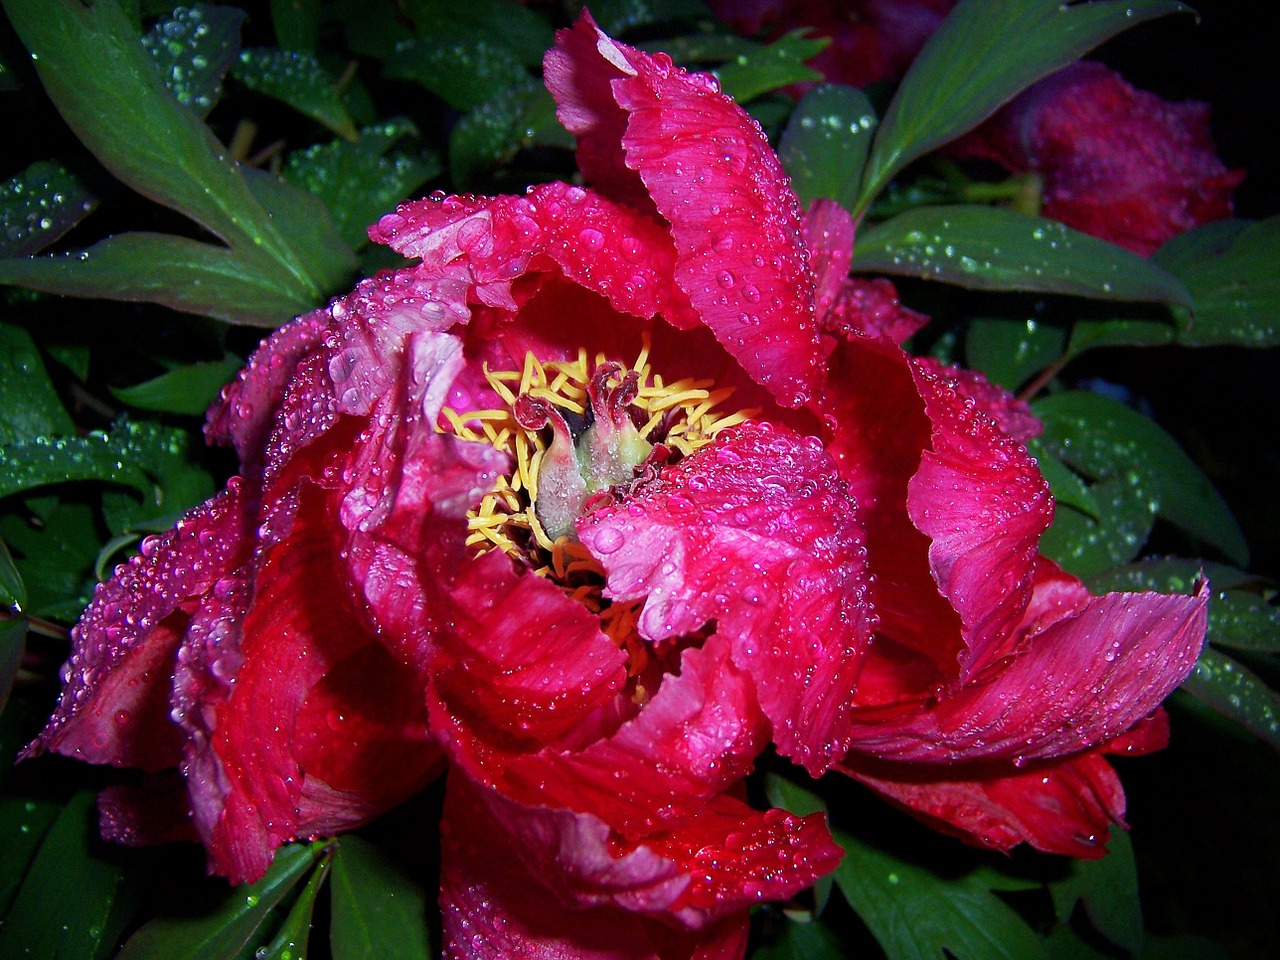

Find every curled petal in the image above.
[25,481,251,771]
[549,13,823,406]
[907,358,1052,679]
[493,632,768,837]
[802,199,855,321]
[579,423,873,775]
[440,776,748,960]
[844,583,1208,763]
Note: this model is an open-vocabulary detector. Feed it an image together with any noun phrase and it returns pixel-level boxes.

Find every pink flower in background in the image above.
[707,0,955,89]
[26,12,1208,959]
[955,62,1244,254]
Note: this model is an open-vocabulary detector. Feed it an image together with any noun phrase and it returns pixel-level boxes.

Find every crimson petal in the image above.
[25,480,251,771]
[548,14,824,407]
[578,423,873,775]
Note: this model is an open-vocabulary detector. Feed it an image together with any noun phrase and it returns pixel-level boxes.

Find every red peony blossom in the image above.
[956,62,1245,255]
[26,13,1207,958]
[707,0,955,89]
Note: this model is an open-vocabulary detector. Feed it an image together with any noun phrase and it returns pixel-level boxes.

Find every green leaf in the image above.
[0,430,152,502]
[98,420,215,533]
[1181,648,1280,750]
[117,842,326,960]
[0,534,26,613]
[142,3,245,117]
[853,207,1193,306]
[1,0,321,302]
[0,789,61,914]
[779,84,878,211]
[0,160,98,258]
[1048,827,1143,954]
[752,918,848,960]
[1033,391,1248,565]
[1025,437,1099,520]
[964,316,1065,392]
[283,119,442,250]
[233,47,358,140]
[590,0,709,36]
[854,0,1190,213]
[385,33,530,111]
[258,856,330,960]
[0,499,102,619]
[1086,558,1280,654]
[242,167,358,299]
[0,790,127,960]
[1175,216,1280,347]
[712,30,825,104]
[1066,315,1176,356]
[111,356,242,416]
[832,828,1045,960]
[271,0,320,52]
[330,836,434,960]
[0,617,24,710]
[449,78,541,188]
[1039,477,1155,577]
[0,321,76,444]
[403,0,554,66]
[0,232,317,326]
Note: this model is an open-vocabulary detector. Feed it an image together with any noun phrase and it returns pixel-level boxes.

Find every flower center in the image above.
[440,340,751,680]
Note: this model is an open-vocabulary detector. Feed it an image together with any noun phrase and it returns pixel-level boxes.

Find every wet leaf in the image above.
[1025,437,1099,521]
[0,499,102,619]
[111,356,242,417]
[590,0,709,36]
[965,315,1066,391]
[142,3,244,117]
[271,0,320,52]
[1040,476,1155,579]
[385,32,529,111]
[0,537,25,613]
[0,617,24,710]
[1181,648,1280,751]
[283,119,442,250]
[257,856,330,960]
[233,47,357,140]
[752,918,848,960]
[330,836,434,960]
[403,0,554,66]
[0,160,98,258]
[779,84,878,211]
[1048,827,1143,954]
[0,321,76,444]
[1034,391,1248,566]
[853,206,1192,306]
[855,0,1190,213]
[117,842,326,960]
[833,829,1046,960]
[0,787,60,915]
[449,78,541,188]
[1174,216,1280,347]
[712,30,825,104]
[0,232,318,326]
[2,0,324,305]
[0,790,128,960]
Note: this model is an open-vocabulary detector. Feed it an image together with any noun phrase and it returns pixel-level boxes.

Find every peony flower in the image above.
[955,62,1245,255]
[25,13,1207,958]
[706,0,956,90]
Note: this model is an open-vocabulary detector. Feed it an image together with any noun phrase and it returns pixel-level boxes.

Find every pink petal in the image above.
[907,358,1053,678]
[578,423,873,775]
[488,632,769,838]
[912,357,1041,442]
[429,551,630,759]
[822,277,930,345]
[25,481,252,771]
[802,199,855,322]
[180,485,439,883]
[843,582,1208,763]
[439,775,749,960]
[641,793,843,921]
[840,750,1127,858]
[548,14,824,406]
[819,337,961,674]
